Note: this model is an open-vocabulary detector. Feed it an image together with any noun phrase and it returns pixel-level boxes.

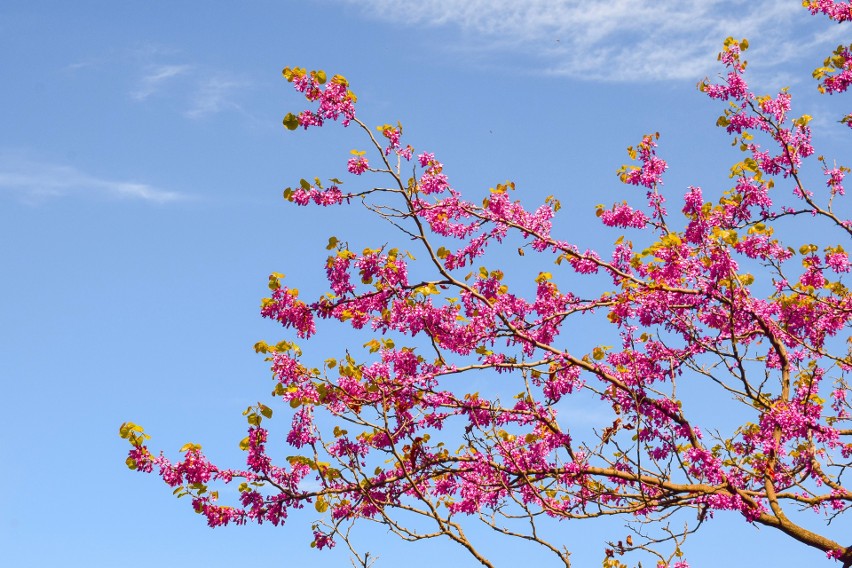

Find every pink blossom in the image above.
[347,156,369,175]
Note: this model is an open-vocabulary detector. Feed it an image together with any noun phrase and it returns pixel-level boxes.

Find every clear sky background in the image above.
[1,1,849,566]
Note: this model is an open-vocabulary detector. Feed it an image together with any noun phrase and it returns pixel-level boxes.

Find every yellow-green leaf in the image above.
[283,113,300,130]
[314,496,328,513]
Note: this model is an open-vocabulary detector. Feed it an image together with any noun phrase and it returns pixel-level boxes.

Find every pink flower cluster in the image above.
[619,135,668,189]
[283,67,356,128]
[289,184,344,206]
[819,47,852,95]
[261,286,316,338]
[825,166,847,195]
[417,152,450,194]
[804,0,852,22]
[347,155,369,175]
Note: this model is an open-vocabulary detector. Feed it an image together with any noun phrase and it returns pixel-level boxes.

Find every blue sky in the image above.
[1,1,849,566]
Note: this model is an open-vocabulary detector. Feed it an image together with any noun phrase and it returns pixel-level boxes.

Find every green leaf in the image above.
[283,113,300,130]
[299,178,312,190]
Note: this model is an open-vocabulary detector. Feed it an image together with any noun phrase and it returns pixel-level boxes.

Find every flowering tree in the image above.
[121,4,852,567]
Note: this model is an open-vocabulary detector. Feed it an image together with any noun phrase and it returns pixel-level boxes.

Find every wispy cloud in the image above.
[131,64,192,101]
[65,44,250,119]
[129,60,250,119]
[0,153,188,204]
[185,77,249,119]
[341,0,842,82]
[63,57,105,73]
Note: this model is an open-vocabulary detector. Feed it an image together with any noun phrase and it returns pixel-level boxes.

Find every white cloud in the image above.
[0,154,188,204]
[341,0,842,81]
[131,64,192,101]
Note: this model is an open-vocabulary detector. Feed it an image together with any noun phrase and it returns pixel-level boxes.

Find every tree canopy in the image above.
[122,3,852,566]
